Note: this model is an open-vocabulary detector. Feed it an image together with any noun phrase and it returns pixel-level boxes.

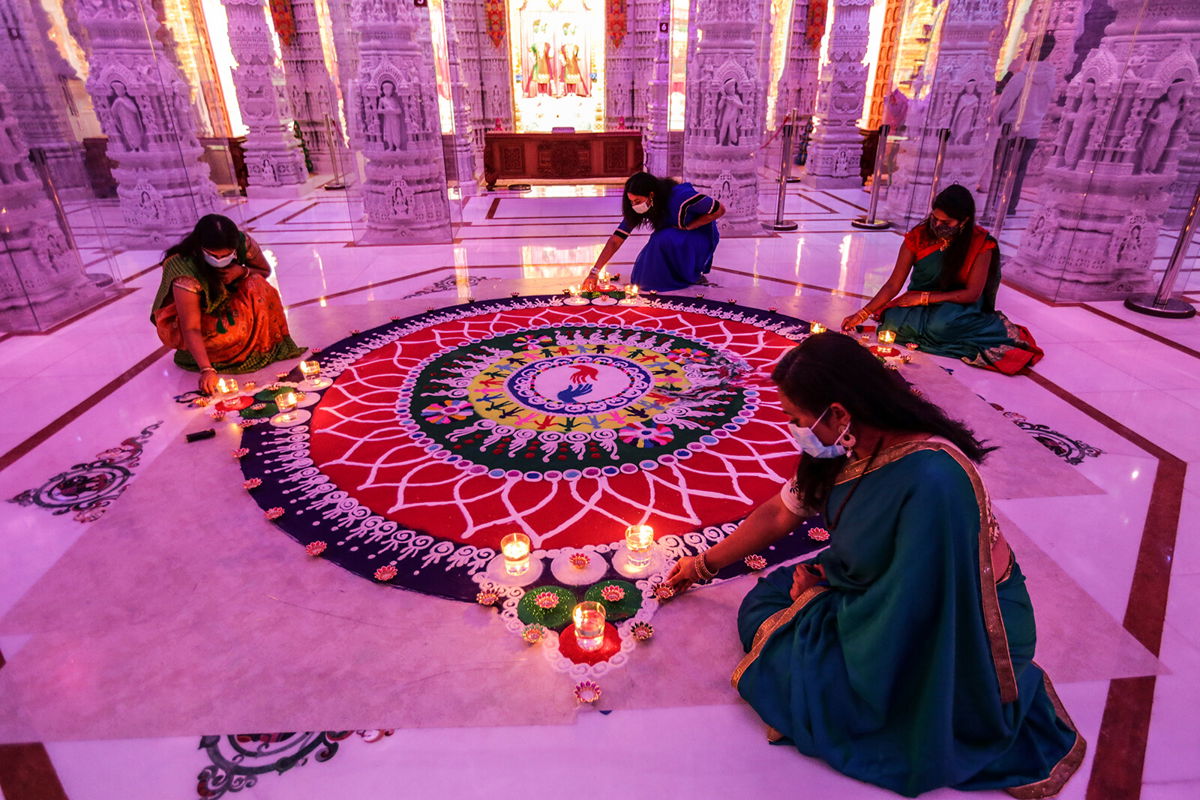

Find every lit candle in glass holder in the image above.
[500,532,532,577]
[876,329,899,357]
[618,284,641,306]
[625,524,655,568]
[273,390,299,425]
[573,601,607,652]
[299,360,332,389]
[215,377,239,397]
[565,285,588,305]
[598,268,615,291]
[809,322,827,335]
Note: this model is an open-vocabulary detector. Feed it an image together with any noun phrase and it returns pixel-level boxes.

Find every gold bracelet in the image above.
[200,367,217,374]
[921,291,930,306]
[694,552,716,581]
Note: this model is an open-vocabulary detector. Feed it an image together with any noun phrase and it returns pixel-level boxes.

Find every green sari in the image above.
[734,442,1083,797]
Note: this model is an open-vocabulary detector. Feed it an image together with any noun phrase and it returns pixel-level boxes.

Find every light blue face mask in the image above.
[788,406,851,459]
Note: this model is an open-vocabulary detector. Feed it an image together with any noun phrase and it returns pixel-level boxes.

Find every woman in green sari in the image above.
[841,185,1042,375]
[151,214,304,394]
[665,332,1083,797]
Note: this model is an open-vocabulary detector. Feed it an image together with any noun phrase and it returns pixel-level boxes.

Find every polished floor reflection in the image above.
[0,185,1197,800]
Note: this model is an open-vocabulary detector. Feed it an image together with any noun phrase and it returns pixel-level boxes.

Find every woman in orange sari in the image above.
[151,214,303,394]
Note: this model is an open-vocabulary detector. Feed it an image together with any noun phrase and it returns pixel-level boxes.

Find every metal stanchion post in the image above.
[771,113,798,231]
[1124,181,1200,319]
[323,115,346,191]
[927,128,951,210]
[851,124,891,230]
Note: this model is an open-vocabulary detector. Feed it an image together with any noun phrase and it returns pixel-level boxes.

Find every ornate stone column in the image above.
[349,0,451,241]
[442,0,482,194]
[777,0,820,125]
[642,0,673,175]
[328,0,360,141]
[628,0,660,131]
[221,0,308,194]
[0,83,103,332]
[882,0,1005,227]
[1009,0,1200,300]
[277,0,341,173]
[0,0,89,197]
[73,0,218,244]
[802,0,871,188]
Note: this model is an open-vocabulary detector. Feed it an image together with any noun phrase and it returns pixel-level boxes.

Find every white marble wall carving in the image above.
[464,0,513,133]
[803,0,871,188]
[1010,0,1200,300]
[684,0,769,235]
[221,0,308,192]
[443,0,483,194]
[0,83,101,332]
[778,0,818,125]
[278,0,341,173]
[73,0,218,244]
[0,0,89,196]
[883,0,1005,227]
[350,0,451,241]
[642,0,673,175]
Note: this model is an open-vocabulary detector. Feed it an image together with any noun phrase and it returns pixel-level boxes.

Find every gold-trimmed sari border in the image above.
[835,439,1019,704]
[731,585,828,690]
[1004,666,1087,799]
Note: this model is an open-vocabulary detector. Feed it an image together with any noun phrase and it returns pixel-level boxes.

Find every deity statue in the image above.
[525,20,555,98]
[560,23,589,97]
[1138,79,1187,174]
[1061,79,1097,169]
[950,80,981,144]
[109,80,146,152]
[378,79,405,151]
[716,79,744,146]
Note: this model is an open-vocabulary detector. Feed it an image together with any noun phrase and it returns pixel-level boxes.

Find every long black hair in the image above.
[163,214,241,263]
[930,184,979,290]
[771,331,995,513]
[621,171,677,232]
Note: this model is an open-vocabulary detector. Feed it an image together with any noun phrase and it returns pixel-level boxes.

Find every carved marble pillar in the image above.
[73,0,218,244]
[221,0,308,193]
[1009,0,1200,300]
[328,0,360,144]
[802,0,871,188]
[1165,37,1200,226]
[865,0,902,128]
[684,0,770,236]
[882,0,1005,227]
[443,0,482,194]
[0,0,88,196]
[466,0,513,133]
[642,0,673,175]
[0,83,102,332]
[350,0,451,241]
[606,0,633,128]
[278,0,341,173]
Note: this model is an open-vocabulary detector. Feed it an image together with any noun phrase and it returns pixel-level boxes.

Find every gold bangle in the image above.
[694,552,716,581]
[200,367,217,374]
[921,292,930,306]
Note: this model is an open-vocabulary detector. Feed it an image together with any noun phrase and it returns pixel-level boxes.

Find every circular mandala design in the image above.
[239,296,825,601]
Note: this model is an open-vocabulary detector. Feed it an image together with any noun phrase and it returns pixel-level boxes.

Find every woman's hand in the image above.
[663,555,708,598]
[885,291,925,309]
[581,272,599,292]
[790,563,825,600]
[199,369,220,395]
[841,308,872,330]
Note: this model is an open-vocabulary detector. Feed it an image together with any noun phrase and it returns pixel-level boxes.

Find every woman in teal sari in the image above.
[665,333,1083,797]
[841,185,1042,375]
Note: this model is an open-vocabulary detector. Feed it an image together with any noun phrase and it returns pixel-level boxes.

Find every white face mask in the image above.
[631,200,651,215]
[788,406,851,459]
[203,250,236,268]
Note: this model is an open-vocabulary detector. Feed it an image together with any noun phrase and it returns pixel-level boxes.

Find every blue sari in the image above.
[734,442,1083,797]
[615,182,720,291]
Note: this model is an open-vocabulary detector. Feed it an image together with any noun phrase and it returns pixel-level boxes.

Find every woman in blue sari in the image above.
[841,185,1042,375]
[664,332,1083,798]
[582,172,724,292]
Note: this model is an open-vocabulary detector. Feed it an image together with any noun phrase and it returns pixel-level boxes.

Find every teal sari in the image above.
[734,442,1083,798]
[880,225,1042,375]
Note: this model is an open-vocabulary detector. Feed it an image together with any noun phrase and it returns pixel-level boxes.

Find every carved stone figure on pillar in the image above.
[109,81,147,152]
[1139,79,1186,174]
[716,80,745,146]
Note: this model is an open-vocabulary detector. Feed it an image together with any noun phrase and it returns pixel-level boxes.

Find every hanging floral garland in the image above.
[804,0,828,50]
[268,0,297,48]
[484,0,507,48]
[607,0,627,49]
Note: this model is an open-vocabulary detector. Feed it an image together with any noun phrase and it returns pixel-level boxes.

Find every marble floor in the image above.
[0,184,1198,800]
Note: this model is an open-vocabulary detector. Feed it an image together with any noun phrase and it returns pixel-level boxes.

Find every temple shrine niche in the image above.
[507,0,605,132]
